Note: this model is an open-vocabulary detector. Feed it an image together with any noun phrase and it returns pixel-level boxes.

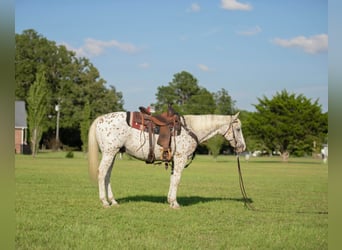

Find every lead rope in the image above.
[236,154,256,210]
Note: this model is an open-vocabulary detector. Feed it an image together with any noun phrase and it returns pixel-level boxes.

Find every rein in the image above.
[180,115,199,145]
[229,118,256,210]
[236,154,256,210]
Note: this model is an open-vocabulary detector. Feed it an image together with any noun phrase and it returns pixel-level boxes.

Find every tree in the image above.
[155,71,201,113]
[206,89,237,157]
[247,89,328,158]
[205,135,225,159]
[214,88,236,115]
[27,69,49,157]
[183,88,216,114]
[16,29,124,149]
[238,110,264,153]
[154,71,238,157]
[80,100,91,153]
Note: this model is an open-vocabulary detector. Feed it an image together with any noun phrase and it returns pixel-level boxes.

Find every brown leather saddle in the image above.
[132,105,181,164]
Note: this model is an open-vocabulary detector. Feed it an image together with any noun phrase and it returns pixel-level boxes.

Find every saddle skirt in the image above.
[126,110,181,164]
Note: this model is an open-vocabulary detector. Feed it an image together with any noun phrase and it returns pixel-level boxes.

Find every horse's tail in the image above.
[88,118,99,183]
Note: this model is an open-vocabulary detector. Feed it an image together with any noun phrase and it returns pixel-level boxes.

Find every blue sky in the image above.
[15,0,328,112]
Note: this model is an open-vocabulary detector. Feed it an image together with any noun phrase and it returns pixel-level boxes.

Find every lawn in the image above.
[15,152,328,249]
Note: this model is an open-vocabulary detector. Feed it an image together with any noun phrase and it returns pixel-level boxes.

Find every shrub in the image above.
[65,151,74,158]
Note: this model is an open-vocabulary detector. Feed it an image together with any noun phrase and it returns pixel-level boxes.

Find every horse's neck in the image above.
[183,115,232,143]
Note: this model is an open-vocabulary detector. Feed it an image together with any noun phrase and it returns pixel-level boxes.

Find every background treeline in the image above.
[16,29,124,152]
[16,29,328,158]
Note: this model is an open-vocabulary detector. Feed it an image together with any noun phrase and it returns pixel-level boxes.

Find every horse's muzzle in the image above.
[235,143,246,153]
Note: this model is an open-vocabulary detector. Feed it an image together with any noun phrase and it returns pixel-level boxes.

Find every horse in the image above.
[88,111,246,208]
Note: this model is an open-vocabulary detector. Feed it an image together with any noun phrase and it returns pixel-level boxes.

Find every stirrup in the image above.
[146,152,155,164]
[162,148,172,162]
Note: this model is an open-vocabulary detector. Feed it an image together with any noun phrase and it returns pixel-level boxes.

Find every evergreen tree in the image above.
[247,89,328,158]
[27,69,49,156]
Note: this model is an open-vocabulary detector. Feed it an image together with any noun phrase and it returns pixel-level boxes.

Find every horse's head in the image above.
[224,112,246,153]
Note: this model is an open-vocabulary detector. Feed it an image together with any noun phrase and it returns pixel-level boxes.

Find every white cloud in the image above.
[198,64,210,72]
[221,0,252,11]
[60,38,140,57]
[237,25,262,36]
[60,42,87,57]
[189,3,201,12]
[272,34,328,54]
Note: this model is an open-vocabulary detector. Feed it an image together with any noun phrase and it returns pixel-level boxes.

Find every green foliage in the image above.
[15,29,124,149]
[239,110,265,152]
[65,151,74,158]
[246,89,328,156]
[15,153,327,249]
[155,71,200,113]
[80,100,91,152]
[154,71,237,156]
[184,87,216,114]
[214,88,237,115]
[27,68,49,157]
[205,135,225,159]
[154,71,235,116]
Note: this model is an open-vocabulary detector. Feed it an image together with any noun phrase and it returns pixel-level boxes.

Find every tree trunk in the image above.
[31,128,37,157]
[281,151,289,162]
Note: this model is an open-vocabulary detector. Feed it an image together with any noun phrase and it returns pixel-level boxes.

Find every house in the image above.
[15,101,29,154]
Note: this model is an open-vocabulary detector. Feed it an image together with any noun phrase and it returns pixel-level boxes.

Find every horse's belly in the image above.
[124,129,173,161]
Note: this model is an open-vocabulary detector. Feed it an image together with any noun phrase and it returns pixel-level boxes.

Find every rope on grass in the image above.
[236,154,256,211]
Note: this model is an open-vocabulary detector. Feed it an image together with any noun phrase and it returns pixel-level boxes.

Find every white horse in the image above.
[88,112,246,208]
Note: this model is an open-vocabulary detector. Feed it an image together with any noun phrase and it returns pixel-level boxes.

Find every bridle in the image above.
[223,120,238,147]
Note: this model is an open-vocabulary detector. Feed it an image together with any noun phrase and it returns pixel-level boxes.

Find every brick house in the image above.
[15,101,28,154]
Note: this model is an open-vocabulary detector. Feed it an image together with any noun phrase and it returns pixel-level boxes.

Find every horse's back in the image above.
[94,112,127,128]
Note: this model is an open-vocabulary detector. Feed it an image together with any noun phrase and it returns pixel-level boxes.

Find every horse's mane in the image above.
[183,115,232,133]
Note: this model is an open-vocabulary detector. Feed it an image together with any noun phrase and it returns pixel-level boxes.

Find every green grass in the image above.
[15,152,328,249]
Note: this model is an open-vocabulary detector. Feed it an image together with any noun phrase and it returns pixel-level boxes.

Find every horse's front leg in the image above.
[167,156,187,209]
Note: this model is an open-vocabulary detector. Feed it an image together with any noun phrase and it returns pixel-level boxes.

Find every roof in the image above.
[15,101,27,128]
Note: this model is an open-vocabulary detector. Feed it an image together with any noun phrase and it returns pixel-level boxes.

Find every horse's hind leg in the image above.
[105,156,119,206]
[98,151,118,207]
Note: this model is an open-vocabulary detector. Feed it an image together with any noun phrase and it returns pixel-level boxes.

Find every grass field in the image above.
[15,152,328,249]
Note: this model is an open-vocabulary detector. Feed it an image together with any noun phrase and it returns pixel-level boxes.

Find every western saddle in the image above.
[137,105,181,164]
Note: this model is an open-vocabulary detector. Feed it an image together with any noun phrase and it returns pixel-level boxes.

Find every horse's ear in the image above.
[232,112,240,120]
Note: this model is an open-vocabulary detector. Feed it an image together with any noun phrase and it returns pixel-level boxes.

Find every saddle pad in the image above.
[126,112,160,133]
[126,112,141,130]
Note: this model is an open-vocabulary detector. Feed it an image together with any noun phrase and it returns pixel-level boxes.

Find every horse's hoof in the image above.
[170,203,180,209]
[103,204,111,208]
[110,202,119,207]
